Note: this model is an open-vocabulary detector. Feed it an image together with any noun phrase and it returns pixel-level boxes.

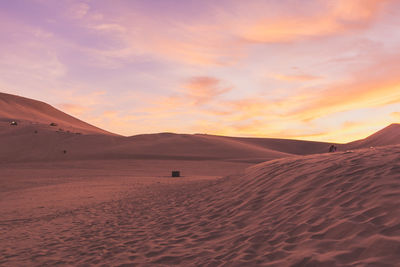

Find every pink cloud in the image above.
[65,0,395,68]
[235,0,392,43]
[66,2,90,19]
[58,103,90,117]
[271,73,321,82]
[183,76,231,105]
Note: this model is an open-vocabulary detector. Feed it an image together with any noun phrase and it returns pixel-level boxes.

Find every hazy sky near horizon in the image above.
[1,0,400,142]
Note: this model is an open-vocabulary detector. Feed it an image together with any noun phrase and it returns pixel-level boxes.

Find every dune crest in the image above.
[0,92,113,135]
[346,123,400,149]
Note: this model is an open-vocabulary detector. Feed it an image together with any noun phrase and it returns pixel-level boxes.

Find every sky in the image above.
[1,0,400,142]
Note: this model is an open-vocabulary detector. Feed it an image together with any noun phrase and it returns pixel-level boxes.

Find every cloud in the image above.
[286,57,400,122]
[391,112,400,120]
[149,76,232,113]
[149,50,400,141]
[271,73,321,82]
[102,110,119,118]
[183,76,232,105]
[58,103,90,117]
[90,23,127,33]
[58,0,395,68]
[68,2,90,19]
[88,22,245,66]
[235,0,392,43]
[0,17,67,85]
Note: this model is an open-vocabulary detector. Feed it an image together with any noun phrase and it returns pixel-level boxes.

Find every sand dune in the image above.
[0,92,113,135]
[198,134,334,155]
[0,126,292,163]
[1,145,399,266]
[345,123,400,150]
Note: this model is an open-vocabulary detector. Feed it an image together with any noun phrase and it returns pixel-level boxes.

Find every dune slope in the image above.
[2,145,399,266]
[199,134,334,155]
[153,144,400,266]
[0,92,112,135]
[214,145,400,265]
[0,128,292,163]
[345,123,400,150]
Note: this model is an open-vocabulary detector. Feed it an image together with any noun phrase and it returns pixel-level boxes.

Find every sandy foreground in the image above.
[1,146,399,266]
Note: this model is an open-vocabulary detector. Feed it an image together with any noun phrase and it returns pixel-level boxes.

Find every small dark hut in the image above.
[10,121,18,126]
[50,122,58,126]
[172,171,180,177]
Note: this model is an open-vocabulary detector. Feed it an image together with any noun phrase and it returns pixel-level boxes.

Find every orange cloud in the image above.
[183,76,231,105]
[86,18,245,66]
[287,69,400,122]
[162,51,400,141]
[102,110,119,118]
[236,0,391,43]
[271,73,321,82]
[149,76,232,113]
[391,112,400,120]
[58,103,90,117]
[81,0,394,67]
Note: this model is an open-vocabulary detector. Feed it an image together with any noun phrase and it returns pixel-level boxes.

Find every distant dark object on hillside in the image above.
[34,130,38,134]
[172,171,181,177]
[63,150,67,154]
[329,145,337,153]
[10,121,18,126]
[50,122,58,126]
[172,171,180,177]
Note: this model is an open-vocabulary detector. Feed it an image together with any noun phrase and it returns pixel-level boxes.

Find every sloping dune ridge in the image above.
[0,92,113,135]
[196,134,334,156]
[345,123,400,150]
[1,146,399,266]
[0,125,292,163]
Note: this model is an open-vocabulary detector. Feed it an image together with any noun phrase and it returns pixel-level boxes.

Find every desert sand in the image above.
[1,93,399,266]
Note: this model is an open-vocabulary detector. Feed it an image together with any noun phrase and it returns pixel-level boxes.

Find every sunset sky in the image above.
[1,0,400,142]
